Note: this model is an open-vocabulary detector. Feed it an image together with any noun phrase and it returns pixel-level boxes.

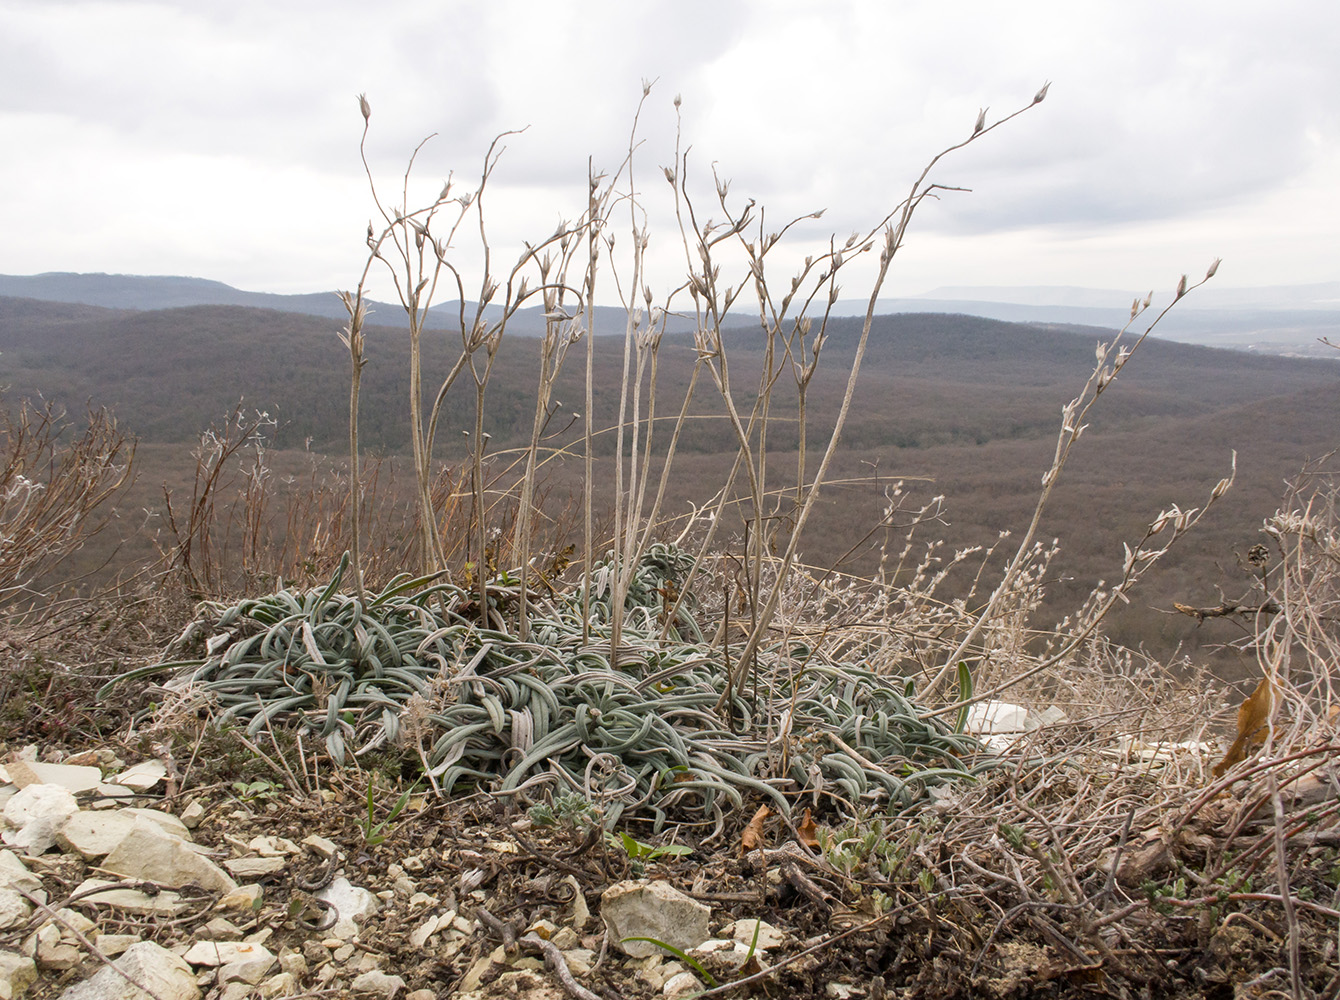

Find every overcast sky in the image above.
[2,0,1336,309]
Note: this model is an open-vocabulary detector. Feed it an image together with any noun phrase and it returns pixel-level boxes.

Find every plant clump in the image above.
[107,544,994,835]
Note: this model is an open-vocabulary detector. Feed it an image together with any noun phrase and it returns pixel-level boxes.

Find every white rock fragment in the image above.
[2,761,103,794]
[219,949,278,985]
[101,821,236,895]
[184,940,275,968]
[408,912,450,949]
[122,808,191,840]
[248,836,300,856]
[601,880,711,958]
[2,784,79,854]
[217,883,264,913]
[179,801,206,829]
[0,950,38,1000]
[0,852,42,896]
[89,784,136,807]
[0,891,29,932]
[28,920,80,970]
[688,937,757,974]
[663,970,704,997]
[562,948,595,975]
[109,760,167,791]
[57,810,142,859]
[301,835,339,858]
[71,878,188,916]
[93,934,139,957]
[316,878,379,940]
[200,917,244,940]
[350,969,406,997]
[725,918,785,950]
[224,856,286,878]
[257,971,297,997]
[57,940,200,1000]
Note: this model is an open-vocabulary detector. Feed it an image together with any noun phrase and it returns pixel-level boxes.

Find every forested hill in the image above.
[1,295,1330,457]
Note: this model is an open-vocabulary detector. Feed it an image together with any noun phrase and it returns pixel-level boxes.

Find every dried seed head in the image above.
[673,93,682,108]
[1175,274,1188,300]
[358,93,371,122]
[663,166,676,185]
[1205,257,1221,279]
[1032,81,1050,104]
[641,78,652,98]
[973,107,987,136]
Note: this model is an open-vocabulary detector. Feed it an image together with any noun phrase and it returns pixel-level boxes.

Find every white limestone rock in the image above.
[725,917,785,950]
[56,940,199,1000]
[0,853,42,897]
[0,891,29,932]
[0,950,38,1000]
[224,856,286,878]
[600,880,711,958]
[350,969,406,997]
[316,878,379,940]
[183,940,275,968]
[100,820,236,895]
[70,878,188,916]
[2,785,78,854]
[108,760,167,791]
[1,761,102,795]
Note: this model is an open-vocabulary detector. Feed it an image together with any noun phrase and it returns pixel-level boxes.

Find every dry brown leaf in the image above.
[795,808,820,850]
[1213,675,1276,778]
[740,804,770,854]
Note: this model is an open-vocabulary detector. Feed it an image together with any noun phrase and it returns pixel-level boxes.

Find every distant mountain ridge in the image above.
[3,271,1339,356]
[0,272,690,338]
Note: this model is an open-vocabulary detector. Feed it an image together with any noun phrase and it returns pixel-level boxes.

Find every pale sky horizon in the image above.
[2,0,1337,309]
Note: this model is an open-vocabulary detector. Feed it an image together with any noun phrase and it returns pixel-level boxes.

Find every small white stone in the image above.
[664,970,704,997]
[0,851,42,895]
[726,918,785,951]
[562,948,595,975]
[301,835,339,858]
[0,890,30,931]
[200,917,243,941]
[351,969,407,998]
[316,879,379,940]
[224,856,286,878]
[217,883,264,913]
[183,941,275,969]
[93,934,140,958]
[257,971,297,998]
[3,761,103,794]
[110,760,168,790]
[0,951,37,1000]
[2,784,79,854]
[179,801,206,829]
[601,880,711,959]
